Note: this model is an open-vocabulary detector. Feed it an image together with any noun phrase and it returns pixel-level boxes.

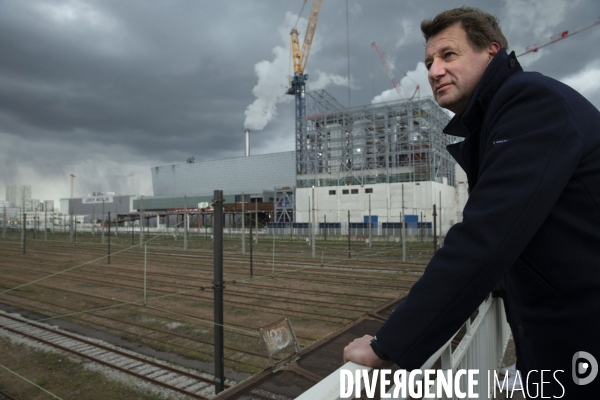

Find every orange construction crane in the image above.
[518,16,600,57]
[289,0,323,79]
[287,0,324,175]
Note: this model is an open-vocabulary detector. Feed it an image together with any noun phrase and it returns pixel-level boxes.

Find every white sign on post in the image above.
[258,318,300,357]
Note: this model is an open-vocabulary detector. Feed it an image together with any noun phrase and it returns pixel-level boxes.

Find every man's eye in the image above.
[425,62,432,70]
[444,52,455,59]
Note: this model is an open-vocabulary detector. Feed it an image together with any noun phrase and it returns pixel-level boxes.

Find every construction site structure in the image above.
[274,187,295,223]
[297,90,457,189]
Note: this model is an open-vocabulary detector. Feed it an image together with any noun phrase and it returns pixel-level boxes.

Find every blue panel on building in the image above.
[363,215,378,224]
[405,215,418,228]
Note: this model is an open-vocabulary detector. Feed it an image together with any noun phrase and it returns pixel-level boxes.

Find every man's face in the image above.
[425,22,498,114]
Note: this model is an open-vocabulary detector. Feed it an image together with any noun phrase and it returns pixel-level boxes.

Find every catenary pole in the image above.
[439,191,442,243]
[311,188,316,258]
[140,197,144,247]
[101,200,105,245]
[143,243,147,306]
[241,194,245,254]
[130,215,133,245]
[420,211,424,242]
[184,196,188,250]
[348,210,351,259]
[368,194,372,248]
[22,212,26,254]
[433,204,438,252]
[249,212,253,278]
[2,205,6,239]
[70,204,74,243]
[212,190,225,394]
[402,184,406,262]
[107,212,111,264]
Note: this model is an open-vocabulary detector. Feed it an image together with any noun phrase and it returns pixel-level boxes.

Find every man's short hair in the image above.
[421,7,508,51]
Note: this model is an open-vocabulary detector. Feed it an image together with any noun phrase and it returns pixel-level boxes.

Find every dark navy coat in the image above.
[375,49,600,397]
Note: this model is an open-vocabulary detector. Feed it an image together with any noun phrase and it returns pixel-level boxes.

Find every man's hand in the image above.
[343,335,394,368]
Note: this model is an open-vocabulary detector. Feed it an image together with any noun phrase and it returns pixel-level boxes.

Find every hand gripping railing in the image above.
[295,295,511,400]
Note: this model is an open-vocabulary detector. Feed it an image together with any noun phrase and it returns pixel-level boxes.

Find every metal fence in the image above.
[265,222,435,239]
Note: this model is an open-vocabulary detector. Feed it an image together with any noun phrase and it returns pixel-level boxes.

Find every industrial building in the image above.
[140,93,466,235]
[60,193,135,221]
[294,92,464,234]
[151,151,295,200]
[5,184,32,209]
[129,150,295,229]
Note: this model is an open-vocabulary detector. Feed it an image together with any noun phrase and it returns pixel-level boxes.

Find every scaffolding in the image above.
[273,187,295,223]
[298,91,458,188]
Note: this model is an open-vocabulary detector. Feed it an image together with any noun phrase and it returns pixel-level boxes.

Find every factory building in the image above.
[60,193,135,219]
[142,93,466,234]
[5,184,32,209]
[151,151,295,199]
[294,92,464,234]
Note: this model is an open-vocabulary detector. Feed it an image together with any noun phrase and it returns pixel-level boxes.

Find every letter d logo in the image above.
[572,351,598,385]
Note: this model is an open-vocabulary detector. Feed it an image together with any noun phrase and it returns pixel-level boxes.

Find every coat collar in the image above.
[443,49,522,138]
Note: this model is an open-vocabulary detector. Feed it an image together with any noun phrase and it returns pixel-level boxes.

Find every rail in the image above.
[295,295,510,399]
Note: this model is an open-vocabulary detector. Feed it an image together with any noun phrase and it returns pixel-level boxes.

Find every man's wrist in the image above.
[370,336,390,361]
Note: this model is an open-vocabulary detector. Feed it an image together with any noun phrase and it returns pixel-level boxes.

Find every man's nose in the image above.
[428,59,445,81]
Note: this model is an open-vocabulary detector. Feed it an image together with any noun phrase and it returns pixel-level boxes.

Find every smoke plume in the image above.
[244,12,350,131]
[371,62,432,104]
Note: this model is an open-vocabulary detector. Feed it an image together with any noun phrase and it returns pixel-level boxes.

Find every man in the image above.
[344,7,600,397]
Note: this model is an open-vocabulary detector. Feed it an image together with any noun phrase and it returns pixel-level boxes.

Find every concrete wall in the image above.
[151,152,296,197]
[296,181,459,235]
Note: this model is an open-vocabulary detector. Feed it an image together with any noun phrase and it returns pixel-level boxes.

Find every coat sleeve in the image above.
[374,78,582,369]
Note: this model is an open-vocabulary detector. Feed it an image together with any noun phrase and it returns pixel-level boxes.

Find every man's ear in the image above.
[488,42,500,60]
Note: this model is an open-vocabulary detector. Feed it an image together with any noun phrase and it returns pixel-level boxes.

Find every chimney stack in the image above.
[245,129,250,157]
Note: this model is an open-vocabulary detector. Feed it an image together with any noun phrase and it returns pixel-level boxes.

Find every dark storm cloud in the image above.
[1,0,598,202]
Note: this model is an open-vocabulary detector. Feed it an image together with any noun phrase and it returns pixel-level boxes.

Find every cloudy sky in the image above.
[1,0,599,203]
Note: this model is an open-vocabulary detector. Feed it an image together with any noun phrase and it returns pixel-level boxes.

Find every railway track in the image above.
[0,236,426,375]
[0,266,367,325]
[0,239,423,289]
[0,258,389,311]
[0,235,430,272]
[0,310,230,399]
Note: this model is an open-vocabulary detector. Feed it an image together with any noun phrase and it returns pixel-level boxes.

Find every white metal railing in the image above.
[295,296,510,400]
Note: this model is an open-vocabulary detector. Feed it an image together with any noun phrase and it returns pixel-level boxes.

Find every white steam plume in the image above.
[243,12,303,131]
[371,62,432,104]
[244,12,349,130]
